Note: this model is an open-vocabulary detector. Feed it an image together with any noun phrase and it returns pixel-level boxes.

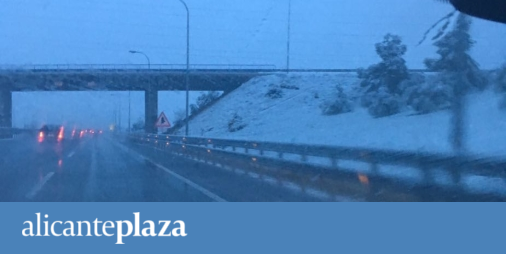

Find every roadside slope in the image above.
[178,73,506,156]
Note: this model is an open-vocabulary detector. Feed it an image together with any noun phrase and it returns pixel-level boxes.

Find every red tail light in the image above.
[58,127,64,142]
[38,132,44,143]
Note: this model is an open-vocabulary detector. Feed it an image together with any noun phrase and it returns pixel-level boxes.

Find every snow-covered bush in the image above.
[367,87,401,118]
[406,81,452,114]
[228,113,246,133]
[196,91,221,108]
[190,104,199,115]
[320,86,353,115]
[399,73,425,95]
[265,86,284,99]
[190,91,222,115]
[359,34,409,117]
[280,83,300,90]
[172,109,186,127]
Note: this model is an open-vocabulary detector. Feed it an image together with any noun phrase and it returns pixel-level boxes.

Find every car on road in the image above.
[38,125,81,143]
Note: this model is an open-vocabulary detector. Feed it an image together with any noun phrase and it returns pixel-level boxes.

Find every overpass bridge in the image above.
[0,64,280,91]
[0,64,371,134]
[0,64,282,133]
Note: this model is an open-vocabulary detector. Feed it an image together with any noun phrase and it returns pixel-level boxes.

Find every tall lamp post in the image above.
[129,50,151,69]
[129,50,151,132]
[286,0,292,72]
[177,0,191,136]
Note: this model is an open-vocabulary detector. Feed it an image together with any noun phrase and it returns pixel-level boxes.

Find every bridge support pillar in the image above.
[0,88,12,138]
[145,88,158,134]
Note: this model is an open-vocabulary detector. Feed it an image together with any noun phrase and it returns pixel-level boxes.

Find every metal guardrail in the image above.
[128,133,506,200]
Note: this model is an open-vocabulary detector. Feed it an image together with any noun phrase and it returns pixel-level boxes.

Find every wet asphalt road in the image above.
[0,134,321,202]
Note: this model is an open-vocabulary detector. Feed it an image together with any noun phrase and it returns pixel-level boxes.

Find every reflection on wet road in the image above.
[0,134,321,202]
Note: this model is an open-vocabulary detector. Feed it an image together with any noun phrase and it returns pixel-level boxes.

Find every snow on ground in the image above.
[179,72,506,157]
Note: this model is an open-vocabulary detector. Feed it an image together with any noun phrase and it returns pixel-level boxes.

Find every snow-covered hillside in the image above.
[179,73,506,157]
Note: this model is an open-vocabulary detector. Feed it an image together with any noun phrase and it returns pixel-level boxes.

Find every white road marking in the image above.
[83,141,99,202]
[67,151,76,158]
[26,172,55,200]
[112,140,227,202]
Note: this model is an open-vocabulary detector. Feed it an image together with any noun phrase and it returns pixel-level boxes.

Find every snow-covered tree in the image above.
[424,14,487,91]
[228,113,246,133]
[406,77,453,114]
[366,87,401,118]
[423,14,484,153]
[359,34,408,117]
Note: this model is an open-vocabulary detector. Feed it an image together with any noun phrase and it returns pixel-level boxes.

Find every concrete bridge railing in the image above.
[0,64,278,71]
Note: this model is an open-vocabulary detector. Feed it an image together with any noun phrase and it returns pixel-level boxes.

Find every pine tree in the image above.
[423,13,486,153]
[425,14,487,90]
[359,34,409,96]
[359,34,408,117]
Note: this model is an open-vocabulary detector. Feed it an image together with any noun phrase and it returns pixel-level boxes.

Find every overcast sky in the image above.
[4,0,506,128]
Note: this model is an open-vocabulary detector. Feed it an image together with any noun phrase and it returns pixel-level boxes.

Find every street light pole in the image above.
[286,0,292,72]
[128,50,151,133]
[128,91,131,133]
[118,96,122,131]
[111,93,118,130]
[177,0,191,136]
[129,50,151,69]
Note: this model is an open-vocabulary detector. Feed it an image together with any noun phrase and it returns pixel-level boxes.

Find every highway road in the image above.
[0,133,322,202]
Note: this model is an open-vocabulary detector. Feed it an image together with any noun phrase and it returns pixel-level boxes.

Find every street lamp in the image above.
[129,50,151,69]
[128,50,151,133]
[128,90,131,133]
[286,0,292,72]
[177,0,191,136]
[109,93,121,131]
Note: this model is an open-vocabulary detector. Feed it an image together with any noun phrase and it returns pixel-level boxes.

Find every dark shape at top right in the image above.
[439,0,506,24]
